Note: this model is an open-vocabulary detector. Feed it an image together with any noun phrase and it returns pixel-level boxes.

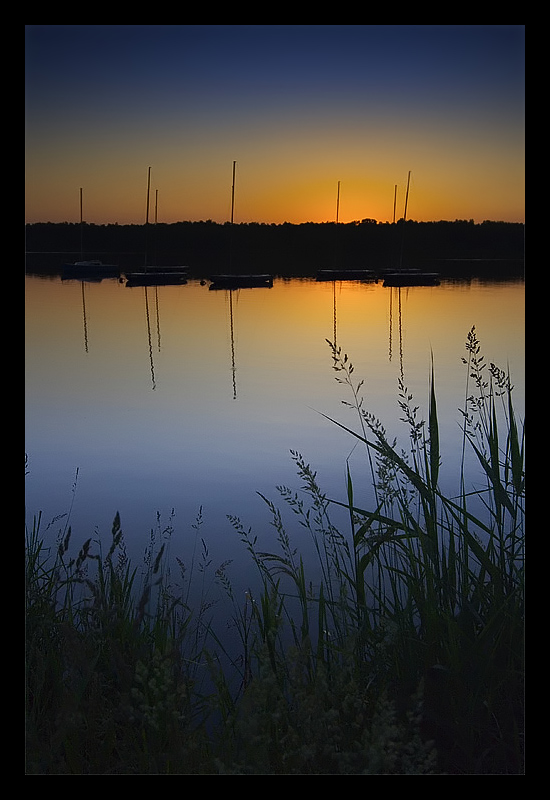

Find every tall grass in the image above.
[318,326,524,772]
[25,326,524,774]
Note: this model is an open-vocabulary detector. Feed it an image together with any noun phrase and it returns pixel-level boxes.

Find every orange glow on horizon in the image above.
[25,26,524,227]
[25,133,525,226]
[24,175,525,227]
[25,120,525,226]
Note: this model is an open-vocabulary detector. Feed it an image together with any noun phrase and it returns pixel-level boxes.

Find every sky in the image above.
[25,25,525,226]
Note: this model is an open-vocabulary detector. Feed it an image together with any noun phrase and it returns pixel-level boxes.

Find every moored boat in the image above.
[62,190,119,276]
[209,274,273,289]
[209,163,273,290]
[62,260,120,281]
[383,172,439,286]
[124,270,189,287]
[64,258,119,270]
[382,270,440,287]
[316,269,376,281]
[125,168,190,287]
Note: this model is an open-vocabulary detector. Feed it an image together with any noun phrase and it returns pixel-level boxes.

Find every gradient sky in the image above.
[25,25,525,226]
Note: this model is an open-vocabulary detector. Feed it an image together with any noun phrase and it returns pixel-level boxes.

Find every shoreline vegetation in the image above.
[25,219,524,278]
[25,327,524,774]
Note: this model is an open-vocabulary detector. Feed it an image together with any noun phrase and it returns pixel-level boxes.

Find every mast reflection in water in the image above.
[25,274,524,586]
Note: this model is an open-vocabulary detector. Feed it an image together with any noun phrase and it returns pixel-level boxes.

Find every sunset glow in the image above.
[25,25,525,226]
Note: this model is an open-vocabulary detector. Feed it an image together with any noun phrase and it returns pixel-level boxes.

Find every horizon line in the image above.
[25,217,525,226]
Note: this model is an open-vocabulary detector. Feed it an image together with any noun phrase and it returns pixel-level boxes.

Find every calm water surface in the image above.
[25,274,524,591]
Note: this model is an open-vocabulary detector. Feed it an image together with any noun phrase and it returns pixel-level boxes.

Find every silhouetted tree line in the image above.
[25,219,524,277]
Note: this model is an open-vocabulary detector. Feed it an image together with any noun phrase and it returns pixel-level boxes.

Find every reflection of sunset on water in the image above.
[26,274,524,576]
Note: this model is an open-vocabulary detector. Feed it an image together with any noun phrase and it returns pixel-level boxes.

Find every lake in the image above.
[25,272,525,596]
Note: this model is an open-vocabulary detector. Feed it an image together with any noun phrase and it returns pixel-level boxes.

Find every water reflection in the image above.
[81,281,89,354]
[229,290,237,400]
[25,274,525,581]
[61,276,96,354]
[330,278,404,378]
[132,281,185,391]
[143,286,157,391]
[215,284,275,400]
[388,286,405,378]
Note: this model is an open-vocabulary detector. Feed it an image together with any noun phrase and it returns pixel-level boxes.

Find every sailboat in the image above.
[316,181,375,282]
[382,171,440,287]
[63,188,119,278]
[209,161,273,289]
[124,168,189,287]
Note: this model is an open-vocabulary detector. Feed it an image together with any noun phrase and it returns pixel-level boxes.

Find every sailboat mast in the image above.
[79,187,83,260]
[336,180,340,223]
[144,166,151,268]
[228,161,237,270]
[231,160,236,225]
[146,166,151,225]
[393,184,397,224]
[399,171,411,269]
[403,170,411,223]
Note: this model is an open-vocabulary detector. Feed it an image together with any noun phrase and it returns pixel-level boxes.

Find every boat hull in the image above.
[209,274,273,289]
[62,260,120,280]
[316,269,376,281]
[124,271,189,287]
[63,260,119,270]
[382,271,440,287]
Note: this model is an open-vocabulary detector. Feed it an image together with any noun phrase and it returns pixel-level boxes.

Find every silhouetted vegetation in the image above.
[26,330,524,774]
[25,219,524,279]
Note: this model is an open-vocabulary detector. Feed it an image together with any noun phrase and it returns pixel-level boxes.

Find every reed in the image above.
[25,326,524,774]
[319,328,524,773]
[217,326,524,773]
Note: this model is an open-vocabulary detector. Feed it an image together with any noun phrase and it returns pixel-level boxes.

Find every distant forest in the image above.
[25,219,525,278]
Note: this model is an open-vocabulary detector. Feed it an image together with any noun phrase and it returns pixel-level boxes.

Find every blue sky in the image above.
[25,25,525,225]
